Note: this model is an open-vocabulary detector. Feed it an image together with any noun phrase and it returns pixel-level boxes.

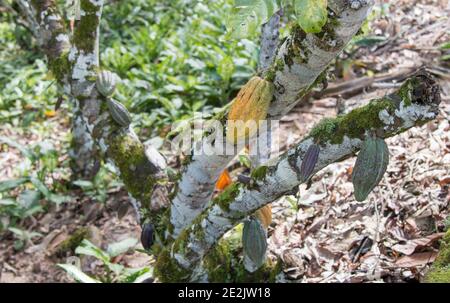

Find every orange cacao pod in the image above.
[226,76,274,143]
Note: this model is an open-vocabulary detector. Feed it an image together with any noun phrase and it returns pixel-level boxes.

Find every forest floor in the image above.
[0,0,449,282]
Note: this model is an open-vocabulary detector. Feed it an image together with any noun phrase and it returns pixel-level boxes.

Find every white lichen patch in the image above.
[378,109,394,126]
[90,0,104,6]
[173,252,191,269]
[319,136,362,167]
[48,15,61,21]
[395,101,436,128]
[72,52,96,81]
[55,34,69,43]
[68,47,78,62]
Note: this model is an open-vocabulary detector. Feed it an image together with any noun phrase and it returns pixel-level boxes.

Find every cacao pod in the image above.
[107,98,132,127]
[300,143,320,182]
[242,217,267,268]
[226,76,274,144]
[140,223,155,250]
[255,205,272,229]
[352,137,389,201]
[215,170,232,191]
[96,70,118,97]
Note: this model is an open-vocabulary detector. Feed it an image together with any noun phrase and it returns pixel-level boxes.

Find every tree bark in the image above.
[17,0,100,179]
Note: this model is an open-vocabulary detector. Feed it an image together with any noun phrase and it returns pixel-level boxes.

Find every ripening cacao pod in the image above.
[141,223,155,250]
[96,70,118,97]
[352,137,389,202]
[255,205,272,229]
[226,76,274,144]
[300,143,320,182]
[242,217,267,268]
[107,98,132,127]
[215,170,232,191]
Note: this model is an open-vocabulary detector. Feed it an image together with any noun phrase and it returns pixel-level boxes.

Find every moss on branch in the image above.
[308,75,437,145]
[73,0,101,53]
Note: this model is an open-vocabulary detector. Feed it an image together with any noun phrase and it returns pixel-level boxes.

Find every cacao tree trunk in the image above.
[69,100,101,180]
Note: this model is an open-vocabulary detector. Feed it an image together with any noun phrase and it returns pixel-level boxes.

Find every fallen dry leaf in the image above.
[392,233,444,255]
[394,251,438,268]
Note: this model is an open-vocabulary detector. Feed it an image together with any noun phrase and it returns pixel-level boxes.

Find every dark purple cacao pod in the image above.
[300,144,320,182]
[140,223,155,250]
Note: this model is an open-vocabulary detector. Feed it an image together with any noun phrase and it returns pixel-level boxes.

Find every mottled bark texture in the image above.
[155,72,441,282]
[267,0,374,118]
[28,0,171,229]
[70,99,100,180]
[23,0,100,179]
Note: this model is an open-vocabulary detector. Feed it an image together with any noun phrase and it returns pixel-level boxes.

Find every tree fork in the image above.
[155,71,441,282]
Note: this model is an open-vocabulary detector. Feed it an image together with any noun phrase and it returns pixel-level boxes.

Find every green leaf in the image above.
[294,0,328,34]
[73,180,94,190]
[0,198,16,206]
[75,239,110,263]
[227,0,279,38]
[352,137,389,201]
[124,267,153,283]
[440,42,450,50]
[48,193,71,205]
[17,190,41,208]
[57,264,100,283]
[29,177,51,198]
[0,177,29,192]
[107,238,138,258]
[239,155,252,169]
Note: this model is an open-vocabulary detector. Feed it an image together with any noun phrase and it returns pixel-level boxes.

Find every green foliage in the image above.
[227,0,279,38]
[0,21,58,125]
[73,164,122,204]
[100,0,258,134]
[7,227,42,251]
[294,0,328,34]
[58,239,152,283]
[0,137,71,232]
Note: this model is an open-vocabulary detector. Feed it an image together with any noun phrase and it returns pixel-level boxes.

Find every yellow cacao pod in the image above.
[226,76,274,144]
[255,205,272,229]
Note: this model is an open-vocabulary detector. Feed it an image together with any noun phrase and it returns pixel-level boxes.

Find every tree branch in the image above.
[258,9,283,73]
[266,0,374,118]
[156,72,441,281]
[28,0,71,84]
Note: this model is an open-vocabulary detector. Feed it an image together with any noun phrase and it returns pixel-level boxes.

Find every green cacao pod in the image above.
[242,217,267,268]
[107,98,132,127]
[96,70,118,97]
[300,143,320,182]
[352,137,389,202]
[140,223,155,250]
